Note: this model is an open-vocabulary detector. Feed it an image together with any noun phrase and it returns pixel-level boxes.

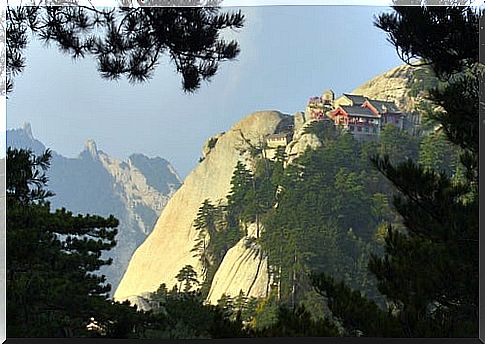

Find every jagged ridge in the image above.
[6,125,181,291]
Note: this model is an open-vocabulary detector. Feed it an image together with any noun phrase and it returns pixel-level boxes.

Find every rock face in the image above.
[351,64,418,111]
[206,224,269,304]
[124,294,158,312]
[6,125,181,291]
[202,133,224,159]
[116,64,424,306]
[114,111,288,303]
[293,112,307,133]
[7,123,46,156]
[286,119,323,164]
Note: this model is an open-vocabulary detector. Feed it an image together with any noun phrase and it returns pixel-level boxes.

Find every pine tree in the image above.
[260,129,389,309]
[217,293,235,318]
[311,274,402,337]
[6,147,128,337]
[253,303,340,337]
[233,290,248,320]
[191,199,217,276]
[144,284,246,339]
[175,265,199,293]
[227,161,254,213]
[374,4,478,77]
[313,3,480,337]
[6,3,244,94]
[418,130,460,175]
[378,124,420,164]
[369,4,479,336]
[226,161,254,232]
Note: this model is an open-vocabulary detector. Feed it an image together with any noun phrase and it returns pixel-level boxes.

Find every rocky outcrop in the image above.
[351,64,418,112]
[202,132,224,159]
[116,64,426,307]
[124,294,158,312]
[6,125,181,291]
[7,122,46,155]
[286,120,323,164]
[206,224,269,305]
[96,150,180,236]
[293,112,307,134]
[114,111,288,303]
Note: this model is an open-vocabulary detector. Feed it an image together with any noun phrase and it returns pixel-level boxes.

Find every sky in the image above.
[6,5,404,179]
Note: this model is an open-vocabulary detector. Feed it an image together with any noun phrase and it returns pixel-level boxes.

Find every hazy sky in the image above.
[6,6,404,178]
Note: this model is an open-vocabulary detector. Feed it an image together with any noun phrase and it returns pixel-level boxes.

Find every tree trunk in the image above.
[278,265,282,302]
[266,264,270,297]
[256,213,260,238]
[291,250,297,310]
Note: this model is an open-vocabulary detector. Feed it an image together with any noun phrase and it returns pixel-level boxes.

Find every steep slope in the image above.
[6,125,181,291]
[351,63,433,112]
[114,111,288,302]
[206,223,269,305]
[116,64,426,306]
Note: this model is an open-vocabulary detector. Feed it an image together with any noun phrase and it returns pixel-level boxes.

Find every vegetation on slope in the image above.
[6,3,478,338]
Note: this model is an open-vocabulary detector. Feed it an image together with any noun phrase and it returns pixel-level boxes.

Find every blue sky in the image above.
[6,6,403,178]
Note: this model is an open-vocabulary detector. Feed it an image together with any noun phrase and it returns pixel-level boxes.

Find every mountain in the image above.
[114,111,338,305]
[114,64,429,308]
[351,64,417,110]
[6,124,182,292]
[114,111,288,303]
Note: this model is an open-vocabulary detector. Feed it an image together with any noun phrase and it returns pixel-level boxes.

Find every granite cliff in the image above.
[114,111,287,303]
[114,63,427,306]
[114,110,334,307]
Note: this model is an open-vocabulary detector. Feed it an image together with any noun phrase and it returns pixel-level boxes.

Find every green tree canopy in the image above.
[175,264,199,293]
[374,5,478,77]
[314,3,480,337]
[6,147,144,337]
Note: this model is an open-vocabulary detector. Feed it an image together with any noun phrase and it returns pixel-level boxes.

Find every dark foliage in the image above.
[6,3,244,93]
[6,146,54,204]
[374,5,478,78]
[314,2,480,337]
[253,304,340,337]
[6,147,133,337]
[311,273,402,337]
[144,284,246,339]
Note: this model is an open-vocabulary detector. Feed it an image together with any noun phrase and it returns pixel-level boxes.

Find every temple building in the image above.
[329,94,405,140]
[266,132,292,148]
[330,105,381,140]
[304,89,408,141]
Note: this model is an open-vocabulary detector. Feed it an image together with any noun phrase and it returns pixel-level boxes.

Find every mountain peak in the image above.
[22,122,33,139]
[84,139,98,156]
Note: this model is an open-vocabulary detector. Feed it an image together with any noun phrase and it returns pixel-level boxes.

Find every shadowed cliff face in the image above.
[129,153,182,196]
[6,125,181,292]
[7,123,46,156]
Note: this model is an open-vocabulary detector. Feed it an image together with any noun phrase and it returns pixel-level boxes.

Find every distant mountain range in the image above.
[6,123,182,293]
